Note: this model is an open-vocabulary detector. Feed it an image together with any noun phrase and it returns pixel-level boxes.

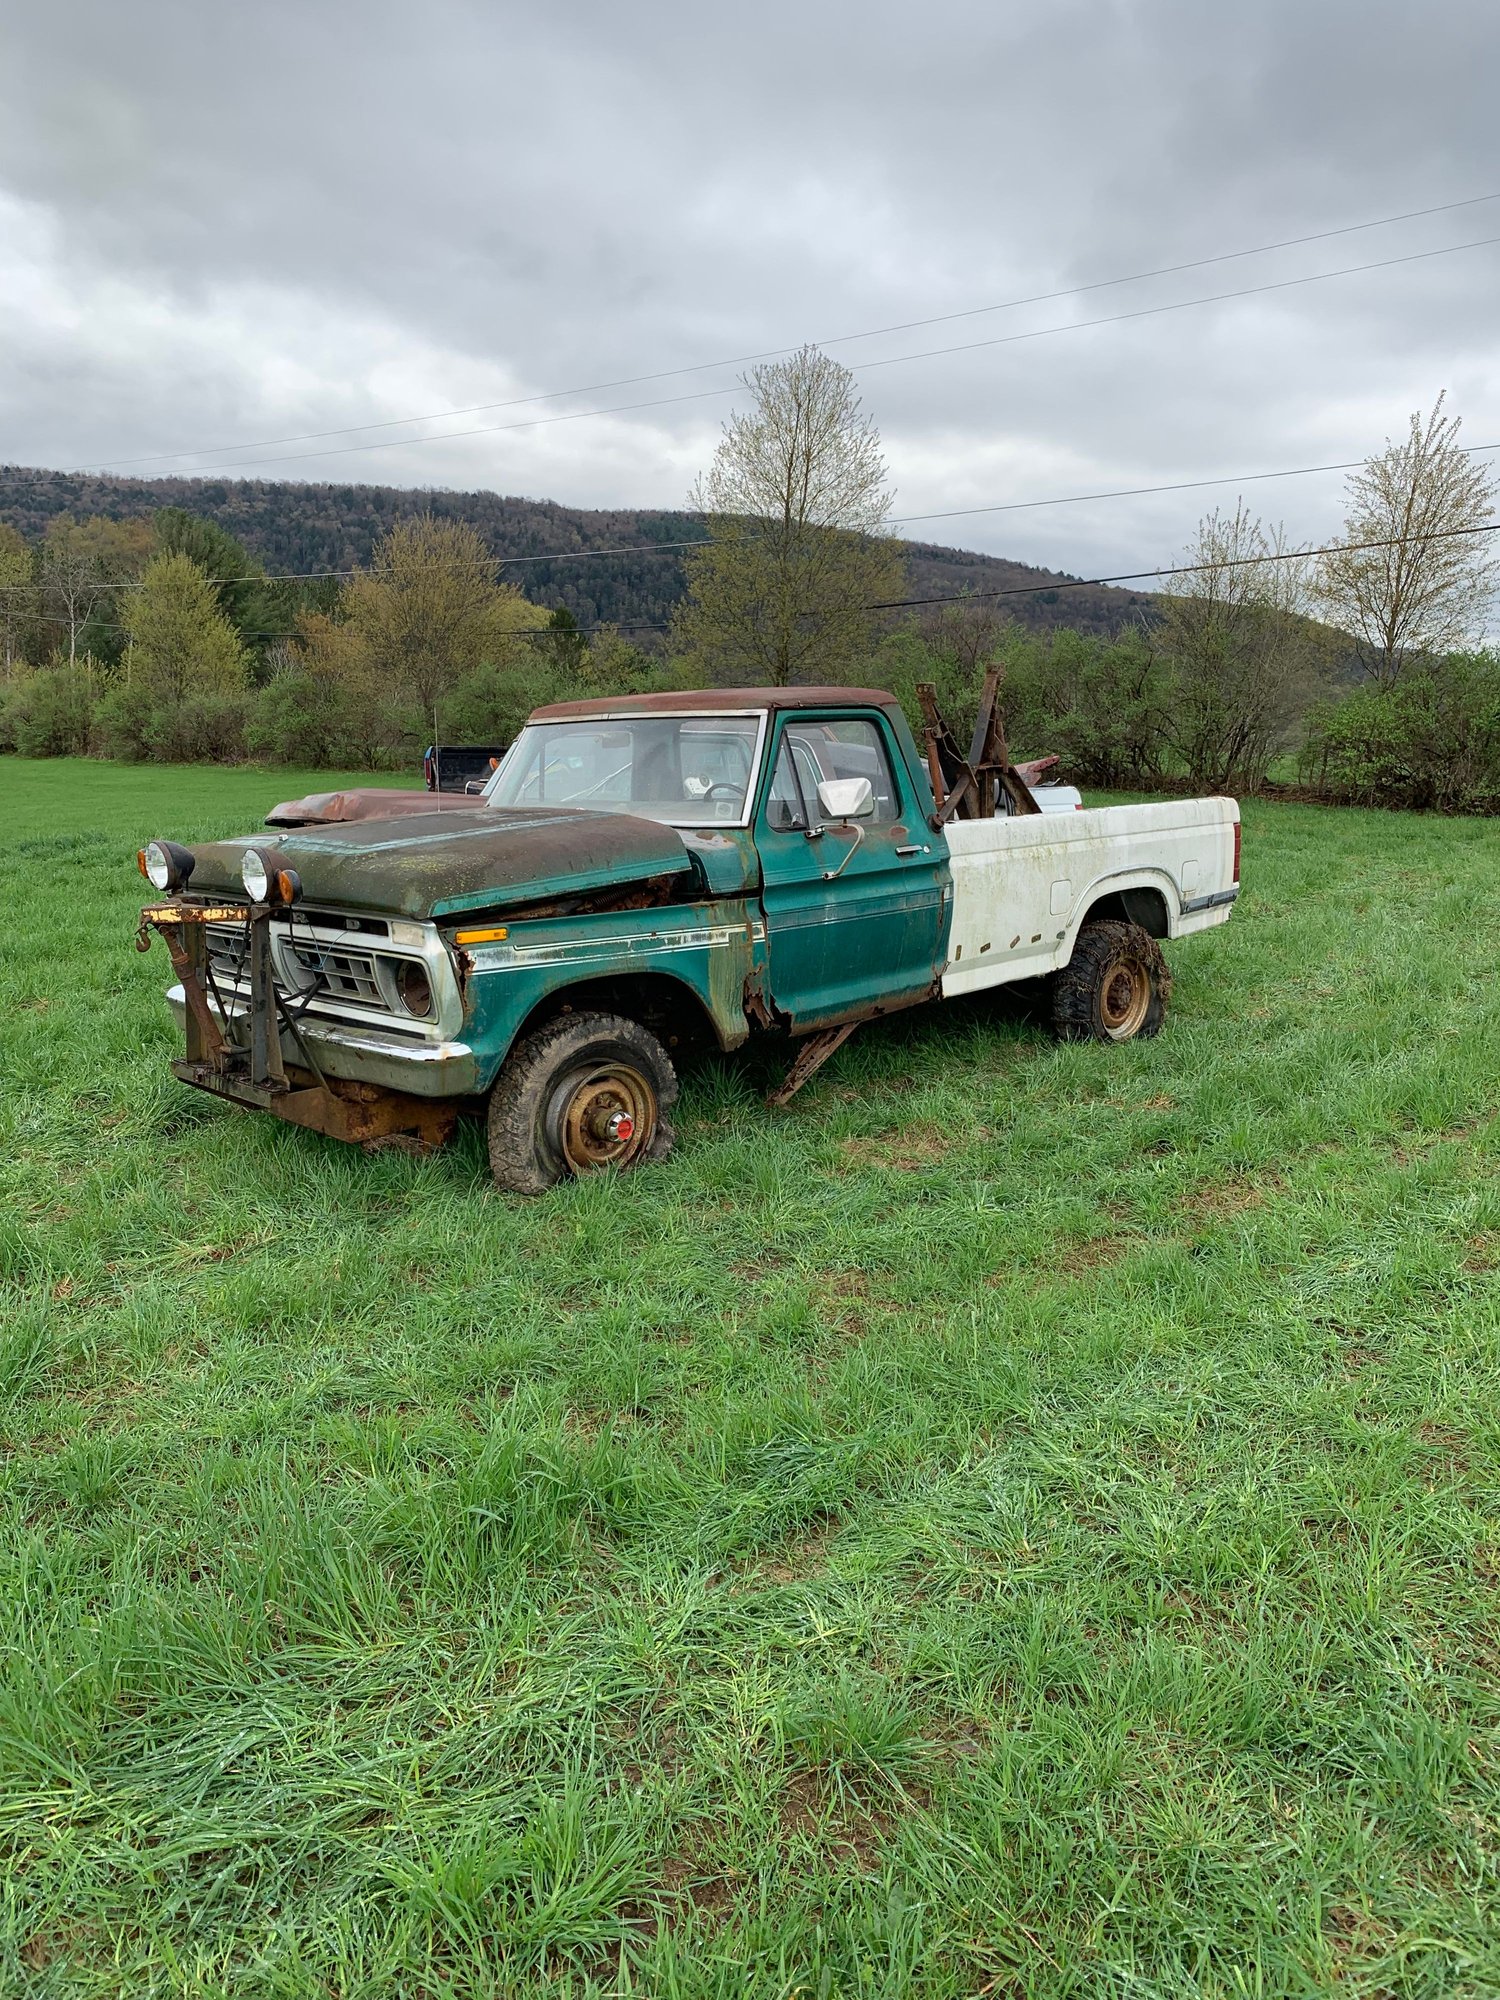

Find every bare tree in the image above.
[1157,503,1327,792]
[39,514,152,668]
[1316,393,1498,686]
[673,346,903,685]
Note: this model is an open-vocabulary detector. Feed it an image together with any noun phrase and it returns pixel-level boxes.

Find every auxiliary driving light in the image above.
[240,851,302,904]
[241,848,271,901]
[139,839,196,893]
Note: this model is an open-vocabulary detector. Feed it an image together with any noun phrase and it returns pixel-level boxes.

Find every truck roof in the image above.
[530,686,905,720]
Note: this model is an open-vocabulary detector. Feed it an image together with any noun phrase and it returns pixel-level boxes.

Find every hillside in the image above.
[0,467,1152,639]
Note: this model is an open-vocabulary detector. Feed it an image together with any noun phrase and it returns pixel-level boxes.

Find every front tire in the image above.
[1050,920,1170,1043]
[486,1011,678,1194]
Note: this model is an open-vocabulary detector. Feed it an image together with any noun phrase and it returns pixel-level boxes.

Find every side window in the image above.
[811,719,902,822]
[765,718,904,829]
[767,736,811,830]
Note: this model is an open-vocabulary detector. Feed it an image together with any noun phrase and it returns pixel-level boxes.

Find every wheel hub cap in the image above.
[1101,958,1151,1038]
[557,1065,654,1173]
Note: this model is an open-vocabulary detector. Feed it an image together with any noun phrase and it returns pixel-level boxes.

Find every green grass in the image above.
[3,755,1499,1999]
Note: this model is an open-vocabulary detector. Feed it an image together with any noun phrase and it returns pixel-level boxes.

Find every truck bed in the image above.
[941,797,1239,997]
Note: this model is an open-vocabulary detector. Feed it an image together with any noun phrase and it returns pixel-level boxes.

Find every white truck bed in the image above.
[941,797,1240,998]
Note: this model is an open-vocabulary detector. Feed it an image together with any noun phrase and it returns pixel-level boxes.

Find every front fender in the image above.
[455,900,762,1088]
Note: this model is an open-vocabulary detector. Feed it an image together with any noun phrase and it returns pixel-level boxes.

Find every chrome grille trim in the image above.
[286,941,382,1004]
[190,911,462,1042]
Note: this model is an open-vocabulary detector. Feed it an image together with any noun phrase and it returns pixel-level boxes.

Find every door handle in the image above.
[895,844,930,857]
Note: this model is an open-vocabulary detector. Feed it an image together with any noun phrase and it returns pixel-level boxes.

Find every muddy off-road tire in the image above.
[1050,919,1171,1043]
[486,1011,678,1195]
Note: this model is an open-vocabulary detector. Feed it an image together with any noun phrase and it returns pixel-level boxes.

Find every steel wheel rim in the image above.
[553,1061,656,1174]
[1101,957,1151,1039]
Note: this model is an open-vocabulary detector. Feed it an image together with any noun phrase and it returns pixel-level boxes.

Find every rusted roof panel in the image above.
[530,686,905,720]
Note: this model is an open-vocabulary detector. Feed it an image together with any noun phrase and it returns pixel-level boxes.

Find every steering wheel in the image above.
[696,780,743,801]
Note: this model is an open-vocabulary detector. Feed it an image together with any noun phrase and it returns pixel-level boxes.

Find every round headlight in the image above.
[141,839,195,893]
[241,849,271,902]
[394,960,433,1018]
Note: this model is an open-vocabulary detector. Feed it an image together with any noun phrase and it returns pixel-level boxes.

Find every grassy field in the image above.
[2,757,1499,1999]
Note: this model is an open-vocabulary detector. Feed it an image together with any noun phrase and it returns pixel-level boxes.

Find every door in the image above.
[755,709,948,1030]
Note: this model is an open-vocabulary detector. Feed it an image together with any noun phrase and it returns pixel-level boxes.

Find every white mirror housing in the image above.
[816,776,875,821]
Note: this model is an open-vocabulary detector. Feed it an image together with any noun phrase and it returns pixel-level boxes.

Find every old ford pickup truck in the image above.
[136,685,1240,1192]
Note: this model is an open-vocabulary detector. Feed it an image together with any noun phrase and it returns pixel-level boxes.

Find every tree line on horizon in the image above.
[1,357,1496,812]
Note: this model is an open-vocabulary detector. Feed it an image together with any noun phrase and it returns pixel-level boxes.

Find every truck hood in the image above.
[184,807,696,921]
[265,786,479,827]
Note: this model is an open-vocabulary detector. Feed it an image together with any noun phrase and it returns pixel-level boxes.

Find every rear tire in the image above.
[485,1011,677,1194]
[1050,920,1170,1043]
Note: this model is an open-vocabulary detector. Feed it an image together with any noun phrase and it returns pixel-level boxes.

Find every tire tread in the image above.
[486,1011,677,1194]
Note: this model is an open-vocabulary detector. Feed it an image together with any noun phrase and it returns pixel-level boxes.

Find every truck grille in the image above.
[205,923,248,977]
[188,910,442,1038]
[286,941,382,1004]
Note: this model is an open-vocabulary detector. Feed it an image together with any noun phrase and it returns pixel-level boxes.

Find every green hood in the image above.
[184,807,695,920]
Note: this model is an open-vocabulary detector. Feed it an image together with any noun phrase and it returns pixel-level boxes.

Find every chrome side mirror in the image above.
[816,776,874,821]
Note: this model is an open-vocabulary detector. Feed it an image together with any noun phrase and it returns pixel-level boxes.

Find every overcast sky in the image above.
[2,0,1497,581]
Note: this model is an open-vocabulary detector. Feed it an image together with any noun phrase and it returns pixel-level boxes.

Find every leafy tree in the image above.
[1316,394,1499,686]
[292,610,404,768]
[576,624,669,697]
[121,552,250,708]
[339,515,548,735]
[1303,648,1500,812]
[1015,625,1167,787]
[2,657,97,756]
[246,653,344,767]
[445,661,576,746]
[0,524,37,676]
[152,507,277,663]
[673,346,904,685]
[543,605,588,675]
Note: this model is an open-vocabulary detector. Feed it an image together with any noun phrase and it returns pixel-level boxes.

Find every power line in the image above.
[861,518,1500,615]
[5,224,1496,492]
[47,517,1500,645]
[79,232,1500,478]
[6,441,1497,595]
[893,442,1500,528]
[575,518,1500,628]
[53,189,1500,472]
[565,516,1500,627]
[14,224,1500,488]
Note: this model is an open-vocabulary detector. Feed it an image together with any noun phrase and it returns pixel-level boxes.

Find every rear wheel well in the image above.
[1077,886,1169,938]
[514,974,725,1061]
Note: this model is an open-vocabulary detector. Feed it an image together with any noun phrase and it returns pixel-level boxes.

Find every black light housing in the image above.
[140,839,196,893]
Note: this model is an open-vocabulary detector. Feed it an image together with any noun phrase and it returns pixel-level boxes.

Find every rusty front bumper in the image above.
[139,898,468,1151]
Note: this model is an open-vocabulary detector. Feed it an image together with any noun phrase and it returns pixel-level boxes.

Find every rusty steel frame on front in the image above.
[137,899,457,1152]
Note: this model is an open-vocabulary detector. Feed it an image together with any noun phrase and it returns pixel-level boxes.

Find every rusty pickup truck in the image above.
[135,685,1240,1192]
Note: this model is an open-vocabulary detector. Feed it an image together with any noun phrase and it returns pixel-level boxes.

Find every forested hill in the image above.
[0,467,1151,637]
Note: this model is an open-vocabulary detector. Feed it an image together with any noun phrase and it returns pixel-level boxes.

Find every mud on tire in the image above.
[1050,919,1171,1043]
[485,1010,678,1195]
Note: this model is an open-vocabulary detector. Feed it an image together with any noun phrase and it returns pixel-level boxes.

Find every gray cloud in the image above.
[1,0,1496,580]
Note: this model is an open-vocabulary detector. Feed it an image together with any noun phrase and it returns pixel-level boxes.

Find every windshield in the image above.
[484,714,765,826]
